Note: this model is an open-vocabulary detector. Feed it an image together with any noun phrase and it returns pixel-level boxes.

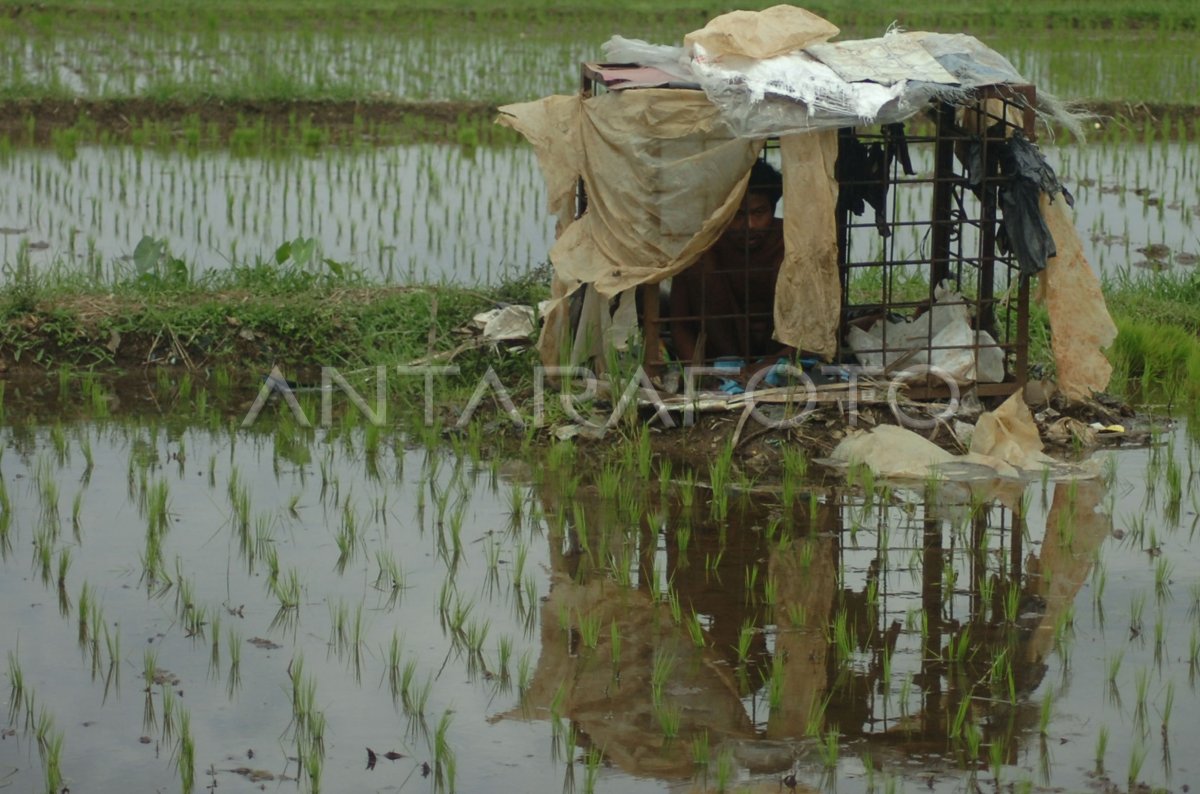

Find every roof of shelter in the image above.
[592,5,1081,139]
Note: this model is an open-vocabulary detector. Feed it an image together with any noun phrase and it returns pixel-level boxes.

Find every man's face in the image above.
[726,192,776,247]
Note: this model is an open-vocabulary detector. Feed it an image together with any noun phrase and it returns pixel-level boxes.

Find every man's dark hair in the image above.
[748,159,783,206]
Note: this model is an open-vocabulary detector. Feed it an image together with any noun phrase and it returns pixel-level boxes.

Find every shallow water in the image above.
[0,139,1195,286]
[0,395,1196,794]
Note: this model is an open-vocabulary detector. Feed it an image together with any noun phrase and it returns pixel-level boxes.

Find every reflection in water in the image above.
[515,469,1113,785]
[1,400,1194,794]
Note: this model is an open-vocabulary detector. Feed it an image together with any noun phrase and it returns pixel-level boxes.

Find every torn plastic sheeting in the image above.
[805,34,959,86]
[969,391,1056,469]
[829,424,1022,480]
[829,394,1091,481]
[846,287,1005,383]
[906,32,1026,87]
[472,305,538,342]
[997,135,1072,276]
[600,36,694,84]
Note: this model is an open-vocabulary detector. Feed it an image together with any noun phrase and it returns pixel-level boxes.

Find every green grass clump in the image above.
[1107,318,1200,407]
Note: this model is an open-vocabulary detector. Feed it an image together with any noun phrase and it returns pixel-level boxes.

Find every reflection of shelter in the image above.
[508,469,1111,781]
[500,7,1116,402]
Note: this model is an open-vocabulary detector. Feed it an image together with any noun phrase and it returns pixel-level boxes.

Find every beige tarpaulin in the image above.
[969,391,1056,469]
[830,394,1069,479]
[1037,194,1118,401]
[684,4,839,60]
[778,133,840,359]
[498,90,842,364]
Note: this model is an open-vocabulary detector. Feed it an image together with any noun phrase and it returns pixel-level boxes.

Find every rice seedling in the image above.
[1154,613,1167,666]
[1094,723,1109,771]
[656,701,681,739]
[735,620,755,667]
[1128,738,1147,786]
[690,730,709,767]
[518,649,533,694]
[806,692,832,737]
[433,709,456,792]
[1154,556,1174,601]
[1160,678,1175,731]
[577,609,600,650]
[6,651,23,725]
[161,684,177,744]
[1134,667,1151,727]
[650,647,675,706]
[39,721,64,794]
[949,691,973,741]
[714,746,735,793]
[1130,592,1146,638]
[1038,687,1053,735]
[819,727,840,768]
[963,721,982,762]
[1107,649,1124,702]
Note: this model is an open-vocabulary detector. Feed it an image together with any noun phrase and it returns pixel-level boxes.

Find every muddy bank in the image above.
[2,98,1196,147]
[0,98,507,147]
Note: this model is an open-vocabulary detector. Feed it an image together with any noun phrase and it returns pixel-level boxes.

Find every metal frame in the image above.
[575,66,1035,395]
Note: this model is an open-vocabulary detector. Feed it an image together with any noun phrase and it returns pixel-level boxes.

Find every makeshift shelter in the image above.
[499,5,1116,402]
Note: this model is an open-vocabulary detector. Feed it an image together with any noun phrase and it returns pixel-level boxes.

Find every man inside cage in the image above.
[668,159,794,385]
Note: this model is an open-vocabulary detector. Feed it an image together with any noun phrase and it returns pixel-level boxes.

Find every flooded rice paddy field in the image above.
[0,143,555,285]
[1,393,1198,794]
[1,138,1196,285]
[1,26,1196,105]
